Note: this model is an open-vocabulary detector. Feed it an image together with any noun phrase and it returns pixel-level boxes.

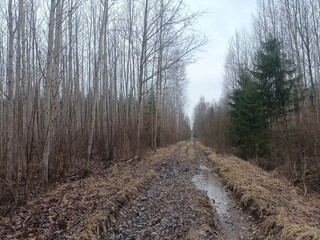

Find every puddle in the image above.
[193,164,256,239]
[192,166,230,218]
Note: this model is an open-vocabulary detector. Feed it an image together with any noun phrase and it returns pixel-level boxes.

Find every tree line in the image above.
[194,0,320,193]
[0,0,203,202]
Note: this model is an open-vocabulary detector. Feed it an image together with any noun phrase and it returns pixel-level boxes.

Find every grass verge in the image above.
[196,141,320,240]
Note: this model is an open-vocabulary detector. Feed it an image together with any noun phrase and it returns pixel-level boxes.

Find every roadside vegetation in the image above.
[197,142,320,240]
[193,0,320,194]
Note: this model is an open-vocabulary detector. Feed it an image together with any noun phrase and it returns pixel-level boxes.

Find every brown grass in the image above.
[75,170,156,239]
[187,223,220,240]
[72,145,178,239]
[4,144,178,239]
[186,194,223,240]
[196,142,320,240]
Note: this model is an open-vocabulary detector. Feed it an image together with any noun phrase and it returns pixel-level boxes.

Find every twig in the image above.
[126,156,139,163]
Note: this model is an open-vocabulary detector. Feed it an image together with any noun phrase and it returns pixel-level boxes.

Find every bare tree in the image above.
[6,0,14,184]
[86,0,109,172]
[0,0,201,200]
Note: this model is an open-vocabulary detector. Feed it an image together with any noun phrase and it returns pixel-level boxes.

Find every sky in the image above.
[185,0,257,122]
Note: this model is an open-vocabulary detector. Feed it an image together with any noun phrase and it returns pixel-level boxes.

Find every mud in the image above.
[103,143,219,239]
[193,148,262,240]
[103,141,263,239]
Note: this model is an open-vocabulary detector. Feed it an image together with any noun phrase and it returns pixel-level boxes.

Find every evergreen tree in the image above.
[230,69,267,159]
[229,37,300,160]
[251,37,298,121]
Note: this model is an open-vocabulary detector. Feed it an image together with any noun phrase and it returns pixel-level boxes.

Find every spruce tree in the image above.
[251,37,297,121]
[229,36,300,160]
[230,69,267,158]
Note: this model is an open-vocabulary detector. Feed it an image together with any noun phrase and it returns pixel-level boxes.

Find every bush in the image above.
[268,110,320,192]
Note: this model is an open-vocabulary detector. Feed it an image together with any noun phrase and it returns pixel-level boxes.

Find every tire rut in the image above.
[193,143,262,240]
[103,143,219,240]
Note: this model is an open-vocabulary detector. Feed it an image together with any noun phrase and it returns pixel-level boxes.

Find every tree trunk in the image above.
[6,0,14,184]
[42,0,56,185]
[86,0,109,172]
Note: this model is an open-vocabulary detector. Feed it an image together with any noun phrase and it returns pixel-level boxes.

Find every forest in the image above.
[0,0,203,203]
[0,0,320,239]
[193,0,320,193]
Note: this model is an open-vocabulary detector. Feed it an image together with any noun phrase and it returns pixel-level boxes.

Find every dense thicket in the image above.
[0,0,202,202]
[194,0,320,193]
[193,97,230,153]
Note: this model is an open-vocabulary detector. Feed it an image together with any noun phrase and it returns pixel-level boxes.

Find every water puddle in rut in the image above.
[193,165,258,239]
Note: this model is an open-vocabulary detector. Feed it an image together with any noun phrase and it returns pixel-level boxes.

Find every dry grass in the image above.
[178,141,193,161]
[75,170,156,239]
[72,145,178,239]
[187,223,220,240]
[178,141,188,160]
[4,144,178,239]
[196,142,320,240]
[188,142,197,164]
[186,195,222,240]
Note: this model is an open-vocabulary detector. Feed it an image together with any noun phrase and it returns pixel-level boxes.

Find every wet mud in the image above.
[193,150,262,240]
[104,142,262,239]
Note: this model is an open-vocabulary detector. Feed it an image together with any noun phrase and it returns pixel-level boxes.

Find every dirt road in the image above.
[4,141,317,239]
[103,141,261,240]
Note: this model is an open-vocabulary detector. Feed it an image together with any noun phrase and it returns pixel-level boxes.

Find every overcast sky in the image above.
[185,0,257,122]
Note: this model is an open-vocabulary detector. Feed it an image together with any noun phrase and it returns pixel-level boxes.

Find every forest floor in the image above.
[1,141,320,239]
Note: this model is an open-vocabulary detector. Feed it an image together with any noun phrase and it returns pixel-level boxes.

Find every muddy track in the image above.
[2,141,318,239]
[103,141,262,240]
[193,144,261,240]
[103,142,219,239]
